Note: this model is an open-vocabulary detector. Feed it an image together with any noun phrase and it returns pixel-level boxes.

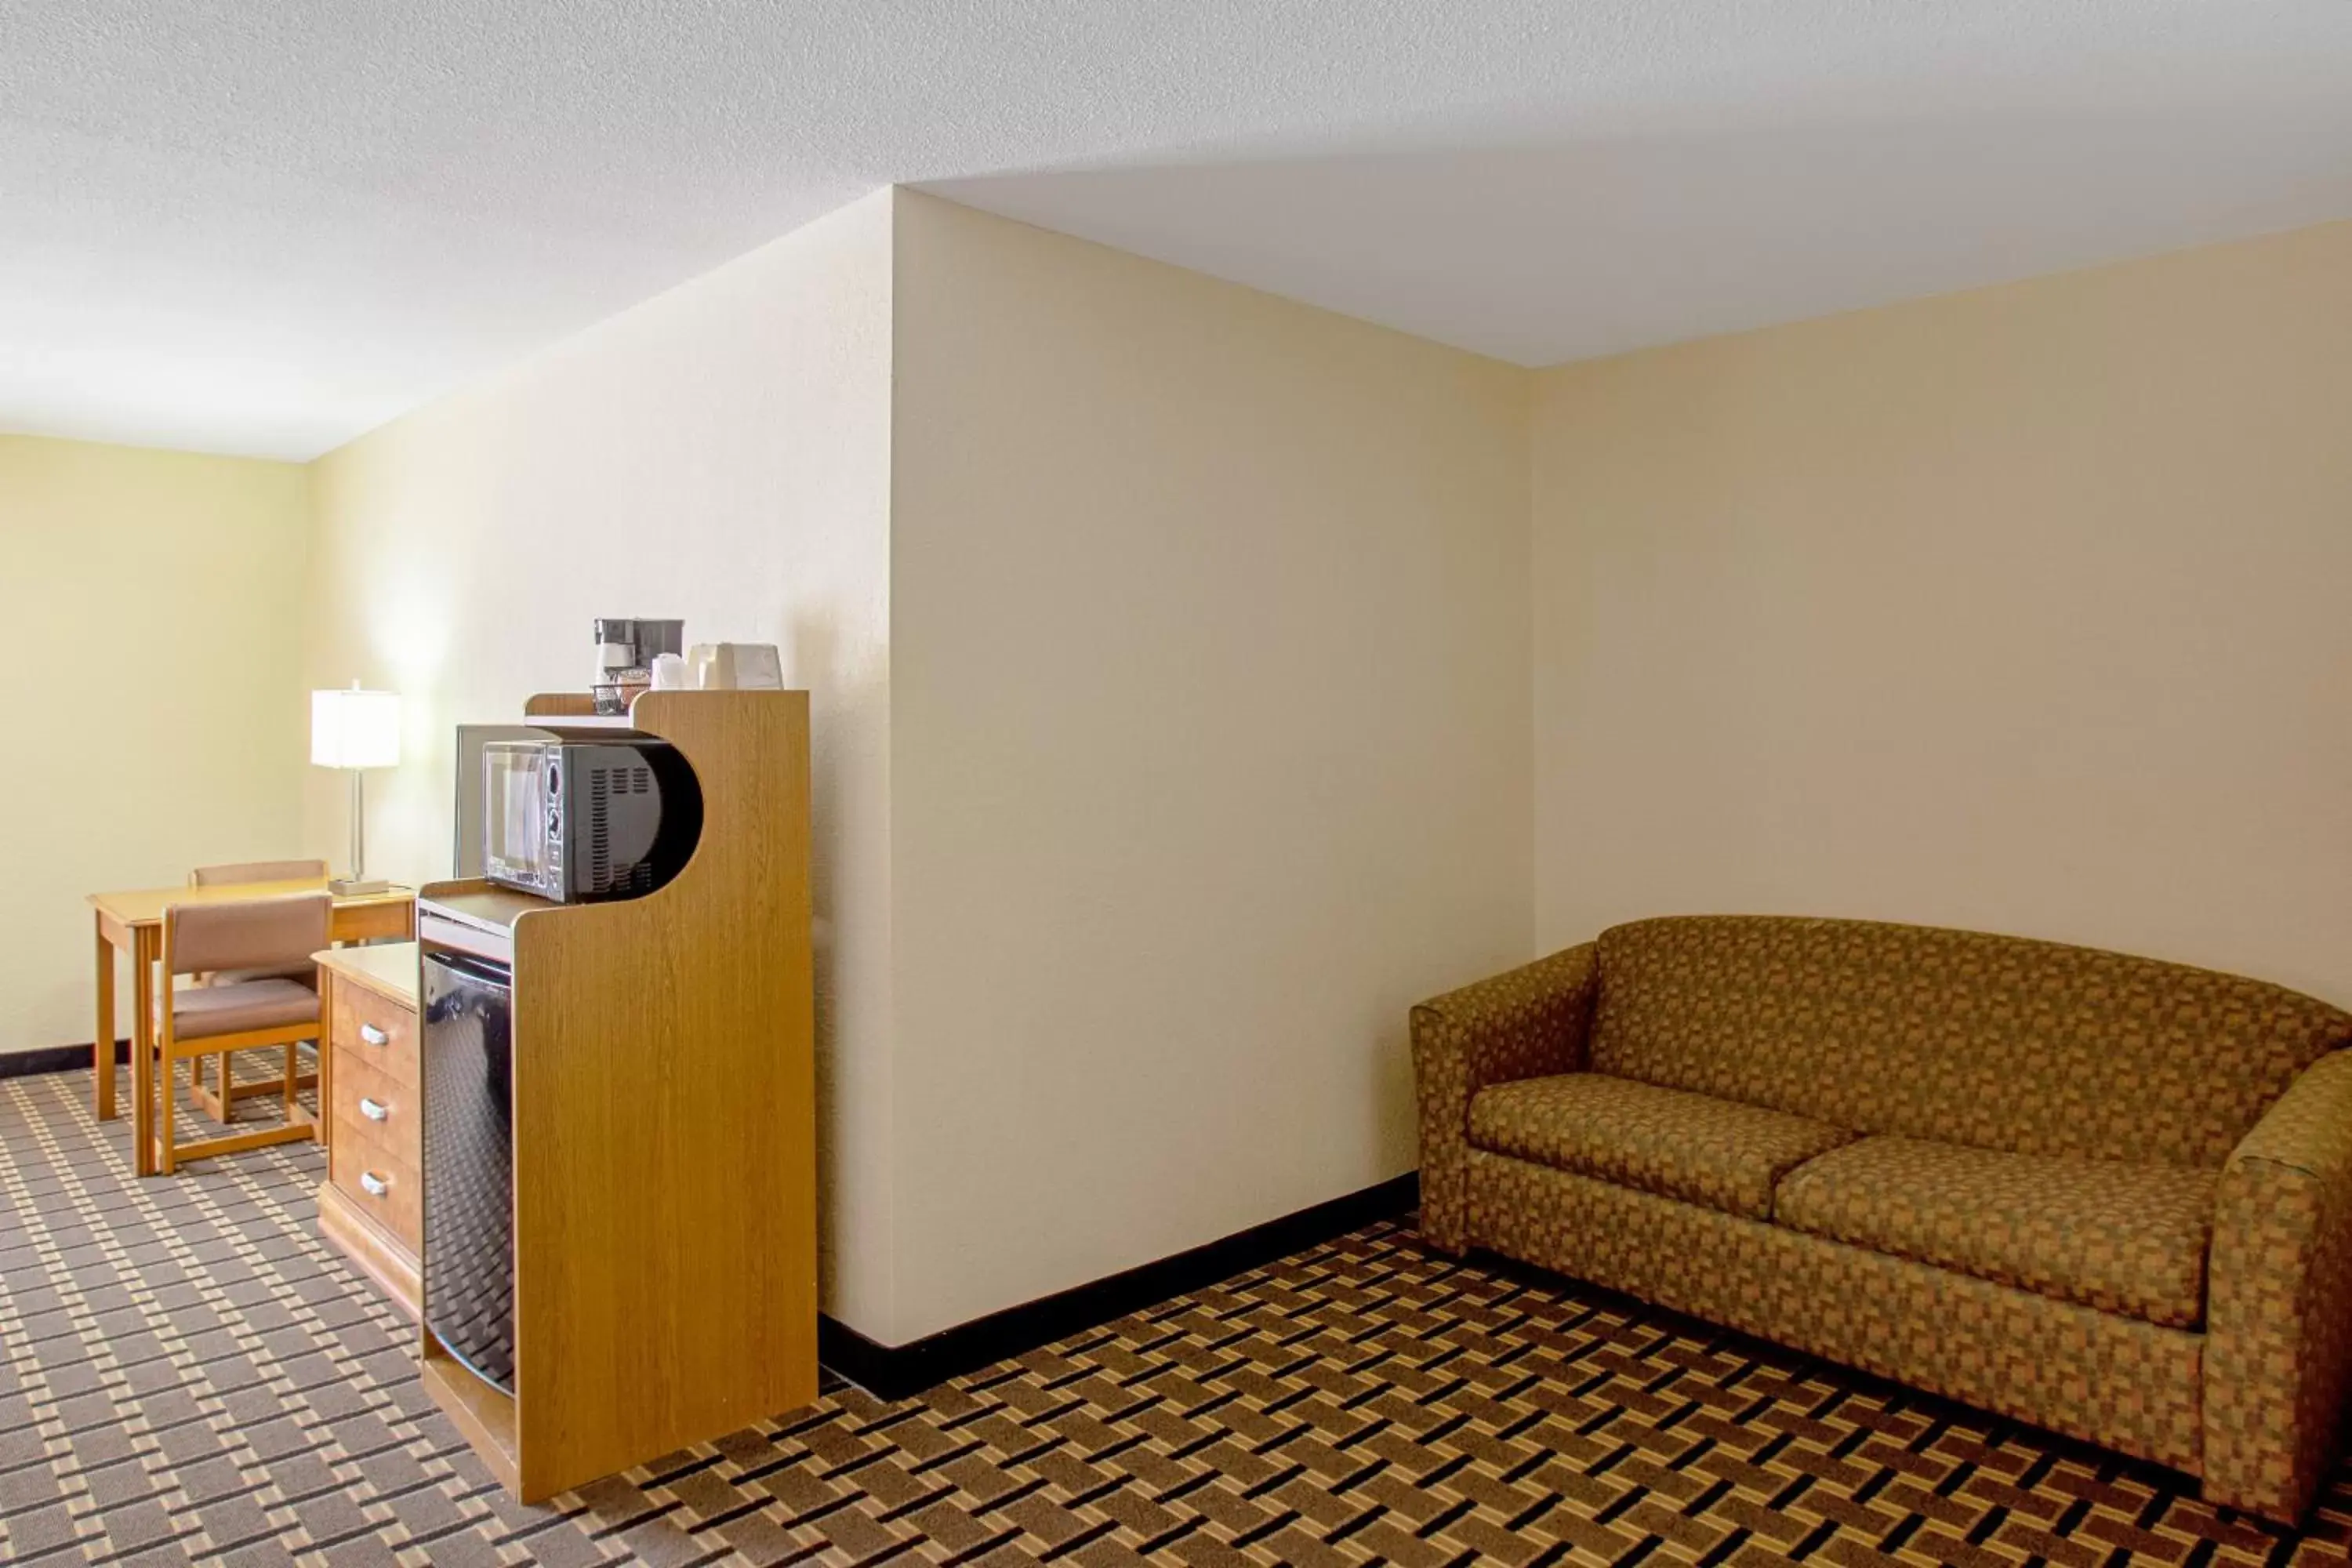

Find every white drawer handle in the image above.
[358,1097,390,1122]
[359,1023,390,1047]
[359,1171,390,1197]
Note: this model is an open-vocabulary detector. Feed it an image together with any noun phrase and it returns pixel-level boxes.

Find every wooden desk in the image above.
[86,878,415,1174]
[314,942,423,1315]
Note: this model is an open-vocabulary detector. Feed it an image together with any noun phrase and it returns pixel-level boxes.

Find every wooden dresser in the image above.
[313,941,423,1316]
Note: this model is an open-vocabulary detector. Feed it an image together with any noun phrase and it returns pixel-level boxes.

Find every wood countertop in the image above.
[314,942,419,1009]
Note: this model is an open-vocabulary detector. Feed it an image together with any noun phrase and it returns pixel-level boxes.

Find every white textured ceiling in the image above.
[5,2,2352,459]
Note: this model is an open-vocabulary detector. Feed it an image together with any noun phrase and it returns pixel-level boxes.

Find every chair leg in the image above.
[130,1004,151,1178]
[283,1042,298,1116]
[158,1055,177,1176]
[196,1051,229,1122]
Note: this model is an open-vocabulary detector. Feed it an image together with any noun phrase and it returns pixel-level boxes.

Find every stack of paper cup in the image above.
[686,643,785,690]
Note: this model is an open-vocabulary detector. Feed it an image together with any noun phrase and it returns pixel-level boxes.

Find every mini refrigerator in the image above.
[420,949,517,1394]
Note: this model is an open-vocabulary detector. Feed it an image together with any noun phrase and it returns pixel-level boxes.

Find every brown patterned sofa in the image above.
[1412,915,2352,1523]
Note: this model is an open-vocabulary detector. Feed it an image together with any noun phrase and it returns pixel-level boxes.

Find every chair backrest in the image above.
[165,893,331,980]
[1592,914,2352,1169]
[191,858,328,887]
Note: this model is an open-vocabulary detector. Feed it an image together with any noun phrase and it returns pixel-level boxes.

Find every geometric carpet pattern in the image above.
[4,1069,2351,1566]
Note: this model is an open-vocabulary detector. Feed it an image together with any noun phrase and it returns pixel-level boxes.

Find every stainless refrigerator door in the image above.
[421,950,517,1394]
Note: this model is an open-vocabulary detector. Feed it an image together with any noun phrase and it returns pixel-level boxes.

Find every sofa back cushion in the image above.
[1590,915,2352,1168]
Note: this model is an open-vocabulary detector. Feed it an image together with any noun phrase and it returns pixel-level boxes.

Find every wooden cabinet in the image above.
[416,689,818,1503]
[314,942,423,1316]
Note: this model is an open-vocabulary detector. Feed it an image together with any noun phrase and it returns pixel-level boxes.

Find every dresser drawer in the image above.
[333,983,419,1091]
[330,1114,422,1250]
[329,1045,422,1168]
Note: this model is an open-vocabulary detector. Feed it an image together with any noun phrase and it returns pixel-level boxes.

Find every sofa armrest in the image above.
[1410,943,1599,1254]
[2204,1049,2352,1522]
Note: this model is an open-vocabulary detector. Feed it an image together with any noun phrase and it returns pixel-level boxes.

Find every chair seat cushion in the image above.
[1773,1136,2218,1328]
[209,964,318,989]
[172,978,321,1040]
[1468,1073,1857,1220]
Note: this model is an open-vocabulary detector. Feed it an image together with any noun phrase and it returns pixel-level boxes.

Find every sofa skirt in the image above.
[1465,1150,2206,1478]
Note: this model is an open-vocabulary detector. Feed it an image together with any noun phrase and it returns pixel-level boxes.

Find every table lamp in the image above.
[312,683,401,895]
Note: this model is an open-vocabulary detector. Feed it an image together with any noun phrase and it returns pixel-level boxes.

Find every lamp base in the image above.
[328,877,392,897]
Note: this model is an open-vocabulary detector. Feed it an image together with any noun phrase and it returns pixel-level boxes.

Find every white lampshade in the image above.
[311,687,401,770]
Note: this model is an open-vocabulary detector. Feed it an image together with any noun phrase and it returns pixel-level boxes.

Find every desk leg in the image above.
[132,927,157,1178]
[93,917,116,1121]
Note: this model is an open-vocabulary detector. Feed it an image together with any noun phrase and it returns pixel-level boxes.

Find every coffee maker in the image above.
[590,618,684,715]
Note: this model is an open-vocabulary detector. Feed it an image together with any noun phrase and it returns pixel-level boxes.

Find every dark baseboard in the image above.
[1,1041,128,1080]
[819,1171,1419,1401]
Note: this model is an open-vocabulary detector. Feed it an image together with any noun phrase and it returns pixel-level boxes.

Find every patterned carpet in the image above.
[3,1069,2350,1566]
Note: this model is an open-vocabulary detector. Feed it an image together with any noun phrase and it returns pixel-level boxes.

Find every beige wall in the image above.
[885,192,1533,1340]
[301,188,1534,1345]
[303,190,898,1327]
[4,434,310,1053]
[1533,219,2352,1006]
[34,184,2343,1346]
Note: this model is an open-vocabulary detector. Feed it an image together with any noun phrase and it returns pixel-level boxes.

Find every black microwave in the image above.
[481,738,702,902]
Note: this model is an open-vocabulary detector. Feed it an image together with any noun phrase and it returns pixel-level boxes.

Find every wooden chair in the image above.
[186,859,327,1120]
[151,892,328,1174]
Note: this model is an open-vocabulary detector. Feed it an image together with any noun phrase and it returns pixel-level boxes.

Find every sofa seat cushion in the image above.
[1773,1136,2218,1329]
[1467,1073,1857,1221]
